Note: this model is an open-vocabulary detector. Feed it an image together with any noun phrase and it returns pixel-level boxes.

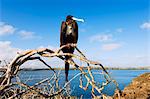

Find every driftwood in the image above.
[0,44,120,99]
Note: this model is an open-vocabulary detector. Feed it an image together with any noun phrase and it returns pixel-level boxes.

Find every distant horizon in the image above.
[1,65,148,69]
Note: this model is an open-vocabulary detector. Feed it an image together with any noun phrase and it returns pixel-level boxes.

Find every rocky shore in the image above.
[113,72,150,99]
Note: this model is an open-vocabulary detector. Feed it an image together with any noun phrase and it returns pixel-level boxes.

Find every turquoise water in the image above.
[16,69,149,98]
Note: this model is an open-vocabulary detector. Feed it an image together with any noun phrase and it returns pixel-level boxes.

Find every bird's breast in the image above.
[66,25,74,36]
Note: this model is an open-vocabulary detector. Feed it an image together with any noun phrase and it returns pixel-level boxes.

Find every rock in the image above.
[113,73,150,99]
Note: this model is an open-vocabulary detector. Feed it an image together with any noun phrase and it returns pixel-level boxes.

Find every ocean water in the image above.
[15,69,149,98]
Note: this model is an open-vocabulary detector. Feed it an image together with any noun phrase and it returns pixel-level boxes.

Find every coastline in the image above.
[19,67,150,71]
[113,73,150,99]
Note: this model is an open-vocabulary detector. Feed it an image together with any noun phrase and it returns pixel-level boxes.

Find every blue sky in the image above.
[0,0,149,68]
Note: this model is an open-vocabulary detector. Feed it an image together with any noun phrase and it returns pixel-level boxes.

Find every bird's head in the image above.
[66,15,84,24]
[66,15,73,24]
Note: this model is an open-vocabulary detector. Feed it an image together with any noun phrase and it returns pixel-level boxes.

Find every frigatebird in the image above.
[60,15,84,81]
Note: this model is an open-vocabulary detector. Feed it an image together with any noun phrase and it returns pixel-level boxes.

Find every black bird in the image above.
[60,15,84,81]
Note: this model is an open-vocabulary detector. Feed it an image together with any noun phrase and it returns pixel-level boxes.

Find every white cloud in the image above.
[102,43,121,51]
[116,28,123,33]
[0,42,63,69]
[140,22,150,30]
[90,34,112,42]
[19,30,35,39]
[0,21,40,39]
[0,22,16,36]
[18,30,40,39]
[0,41,22,63]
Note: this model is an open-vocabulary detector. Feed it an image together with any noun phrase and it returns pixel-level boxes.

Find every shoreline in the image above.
[19,67,150,71]
[113,73,150,99]
[0,67,149,72]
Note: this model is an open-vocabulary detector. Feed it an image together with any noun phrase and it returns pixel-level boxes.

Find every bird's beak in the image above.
[72,17,84,22]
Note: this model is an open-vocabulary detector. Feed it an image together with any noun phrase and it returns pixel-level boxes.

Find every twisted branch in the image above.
[0,43,119,98]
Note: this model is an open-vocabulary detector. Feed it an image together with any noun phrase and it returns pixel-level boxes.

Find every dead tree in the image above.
[0,44,120,99]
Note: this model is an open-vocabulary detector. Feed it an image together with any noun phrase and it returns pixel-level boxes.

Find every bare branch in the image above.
[0,43,119,98]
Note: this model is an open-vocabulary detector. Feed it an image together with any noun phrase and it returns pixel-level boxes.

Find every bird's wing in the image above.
[72,21,78,43]
[60,21,67,46]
